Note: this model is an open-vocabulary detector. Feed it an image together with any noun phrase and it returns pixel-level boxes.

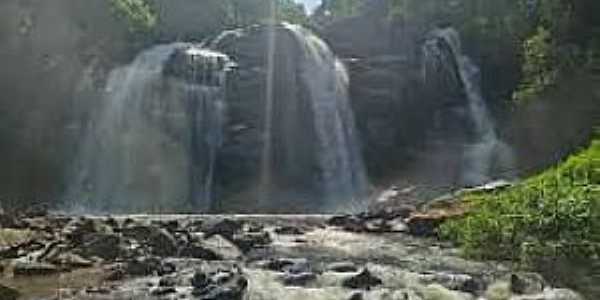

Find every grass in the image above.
[441,138,600,263]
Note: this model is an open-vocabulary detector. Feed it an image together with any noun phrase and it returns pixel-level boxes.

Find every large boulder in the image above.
[0,284,20,300]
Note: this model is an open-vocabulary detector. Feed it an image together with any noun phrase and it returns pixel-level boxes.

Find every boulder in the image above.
[124,257,176,277]
[327,261,359,273]
[280,272,317,286]
[256,258,310,274]
[510,273,546,295]
[203,219,244,240]
[180,243,223,261]
[274,226,305,235]
[231,231,271,253]
[191,267,248,300]
[150,286,177,296]
[13,261,59,276]
[342,269,383,290]
[147,228,178,257]
[202,235,243,260]
[79,233,121,260]
[0,284,20,300]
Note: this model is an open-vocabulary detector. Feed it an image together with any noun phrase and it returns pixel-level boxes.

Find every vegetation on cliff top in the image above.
[441,138,600,263]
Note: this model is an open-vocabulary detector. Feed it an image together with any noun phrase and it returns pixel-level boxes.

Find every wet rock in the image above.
[257,258,310,274]
[0,213,20,228]
[180,243,223,261]
[63,218,113,243]
[191,267,248,300]
[342,268,383,290]
[0,284,20,300]
[122,225,178,257]
[85,287,112,295]
[280,272,317,286]
[204,219,244,240]
[327,261,359,273]
[231,231,271,252]
[406,213,447,237]
[202,235,243,260]
[274,226,305,235]
[328,215,364,232]
[148,228,178,257]
[511,273,546,295]
[104,268,125,281]
[328,212,409,233]
[79,233,121,260]
[159,275,178,287]
[0,246,20,259]
[191,270,210,289]
[49,252,94,268]
[150,286,177,296]
[348,292,364,300]
[21,217,52,232]
[13,261,59,276]
[124,257,175,277]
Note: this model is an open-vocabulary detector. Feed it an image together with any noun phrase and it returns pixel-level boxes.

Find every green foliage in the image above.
[322,0,362,18]
[109,0,157,34]
[212,0,308,28]
[441,139,600,263]
[513,26,558,101]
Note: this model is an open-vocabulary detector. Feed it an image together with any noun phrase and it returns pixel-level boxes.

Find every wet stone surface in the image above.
[0,213,586,300]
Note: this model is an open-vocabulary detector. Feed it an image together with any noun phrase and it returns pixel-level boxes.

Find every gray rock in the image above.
[342,269,383,290]
[274,226,305,235]
[180,243,223,261]
[79,233,121,260]
[148,228,178,257]
[202,235,243,260]
[191,267,248,300]
[280,272,317,286]
[327,262,359,273]
[0,284,20,300]
[150,286,177,296]
[257,258,310,274]
[13,261,59,276]
[511,273,546,295]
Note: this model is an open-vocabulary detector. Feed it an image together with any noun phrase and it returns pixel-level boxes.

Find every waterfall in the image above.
[422,27,514,186]
[281,23,368,211]
[66,44,233,212]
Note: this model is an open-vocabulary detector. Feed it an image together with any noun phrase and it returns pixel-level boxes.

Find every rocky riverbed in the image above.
[0,209,586,300]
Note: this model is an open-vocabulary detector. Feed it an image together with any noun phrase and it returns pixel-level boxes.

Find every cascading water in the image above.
[279,23,368,211]
[66,44,233,212]
[422,27,514,186]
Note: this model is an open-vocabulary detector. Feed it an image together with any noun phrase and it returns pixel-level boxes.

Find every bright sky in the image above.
[296,0,322,13]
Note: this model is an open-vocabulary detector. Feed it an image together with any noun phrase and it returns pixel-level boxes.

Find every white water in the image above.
[283,23,369,211]
[423,28,514,186]
[66,44,232,212]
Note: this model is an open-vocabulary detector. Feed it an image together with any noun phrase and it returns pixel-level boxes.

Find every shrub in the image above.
[441,139,600,263]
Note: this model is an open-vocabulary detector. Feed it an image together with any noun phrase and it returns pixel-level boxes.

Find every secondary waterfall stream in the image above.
[67,44,233,212]
[422,27,514,186]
